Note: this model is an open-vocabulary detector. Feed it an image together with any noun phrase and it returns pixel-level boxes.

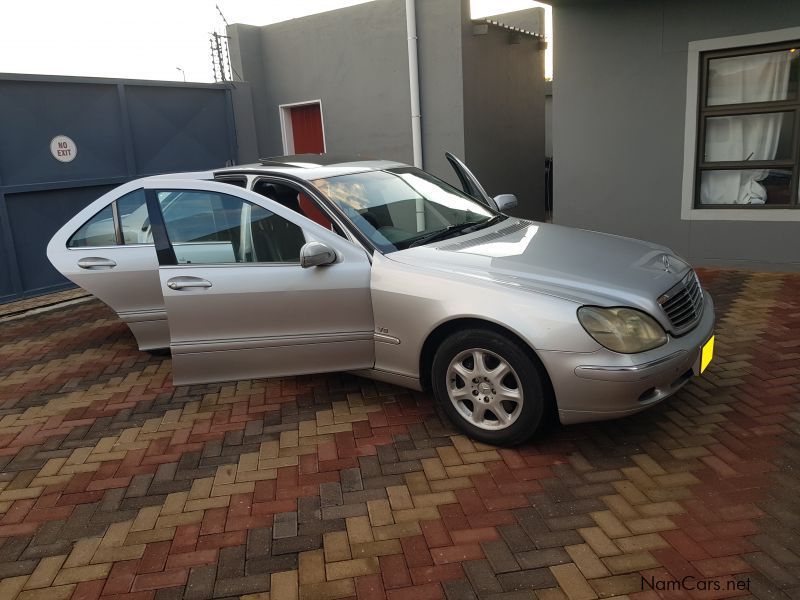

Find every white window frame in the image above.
[681,26,800,222]
[278,100,326,155]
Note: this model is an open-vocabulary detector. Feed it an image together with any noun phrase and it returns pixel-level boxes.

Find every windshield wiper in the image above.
[407,214,506,248]
[407,222,477,248]
[466,214,507,232]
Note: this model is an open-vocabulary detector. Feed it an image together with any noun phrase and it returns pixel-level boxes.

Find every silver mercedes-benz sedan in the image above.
[48,153,715,445]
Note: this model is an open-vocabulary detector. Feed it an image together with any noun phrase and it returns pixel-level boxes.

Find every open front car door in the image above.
[143,179,375,386]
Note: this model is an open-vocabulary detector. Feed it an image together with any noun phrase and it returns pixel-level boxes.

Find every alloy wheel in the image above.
[446,347,524,430]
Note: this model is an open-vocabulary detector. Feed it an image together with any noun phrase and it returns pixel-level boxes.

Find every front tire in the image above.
[431,328,547,446]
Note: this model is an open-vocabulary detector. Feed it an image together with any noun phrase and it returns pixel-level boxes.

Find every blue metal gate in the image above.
[0,74,240,303]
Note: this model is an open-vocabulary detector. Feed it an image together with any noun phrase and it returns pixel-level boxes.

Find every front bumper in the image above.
[540,293,716,425]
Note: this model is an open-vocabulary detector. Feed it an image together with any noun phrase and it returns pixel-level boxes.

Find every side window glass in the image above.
[68,205,116,248]
[67,189,150,248]
[252,179,345,236]
[116,189,150,244]
[157,190,306,264]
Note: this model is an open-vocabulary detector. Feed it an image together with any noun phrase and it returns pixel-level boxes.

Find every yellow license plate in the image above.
[700,335,714,373]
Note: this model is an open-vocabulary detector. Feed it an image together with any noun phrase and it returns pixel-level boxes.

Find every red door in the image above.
[290,104,325,154]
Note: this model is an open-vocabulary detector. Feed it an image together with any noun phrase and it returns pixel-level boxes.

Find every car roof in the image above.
[214,153,409,181]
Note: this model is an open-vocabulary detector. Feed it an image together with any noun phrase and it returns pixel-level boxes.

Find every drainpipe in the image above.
[405,0,425,231]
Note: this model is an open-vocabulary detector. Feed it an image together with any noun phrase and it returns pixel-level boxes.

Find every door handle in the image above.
[166,277,212,290]
[77,257,117,269]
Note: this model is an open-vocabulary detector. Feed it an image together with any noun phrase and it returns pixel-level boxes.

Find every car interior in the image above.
[157,191,306,264]
[252,180,342,235]
[69,181,343,265]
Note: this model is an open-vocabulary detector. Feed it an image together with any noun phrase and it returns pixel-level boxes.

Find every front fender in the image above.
[369,253,600,381]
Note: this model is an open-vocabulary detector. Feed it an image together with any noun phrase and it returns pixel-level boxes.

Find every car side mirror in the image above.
[300,241,337,268]
[493,194,518,212]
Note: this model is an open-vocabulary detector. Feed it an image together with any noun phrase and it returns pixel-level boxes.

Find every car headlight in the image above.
[577,306,667,353]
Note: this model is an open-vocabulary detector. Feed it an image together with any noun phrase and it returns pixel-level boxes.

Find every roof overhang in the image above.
[471,7,547,47]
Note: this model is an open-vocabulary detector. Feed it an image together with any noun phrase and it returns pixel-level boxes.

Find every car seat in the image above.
[253,181,301,213]
[297,192,334,230]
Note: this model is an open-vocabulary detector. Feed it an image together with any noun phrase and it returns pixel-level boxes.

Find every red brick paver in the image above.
[0,269,797,600]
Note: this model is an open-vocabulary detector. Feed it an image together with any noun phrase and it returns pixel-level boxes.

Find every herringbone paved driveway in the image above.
[0,269,797,600]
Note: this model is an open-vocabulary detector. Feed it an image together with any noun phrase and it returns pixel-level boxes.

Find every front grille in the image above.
[658,270,704,335]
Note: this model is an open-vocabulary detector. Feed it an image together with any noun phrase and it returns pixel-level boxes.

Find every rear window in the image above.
[68,189,148,247]
[68,205,116,247]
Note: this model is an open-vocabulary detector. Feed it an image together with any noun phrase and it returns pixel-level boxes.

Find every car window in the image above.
[312,168,495,252]
[67,189,150,248]
[157,190,305,264]
[117,189,150,244]
[252,179,345,237]
[68,205,116,248]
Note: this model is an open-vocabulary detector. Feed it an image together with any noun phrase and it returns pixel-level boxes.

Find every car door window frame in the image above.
[110,200,122,245]
[145,187,311,268]
[213,172,374,256]
[116,188,155,247]
[67,188,151,249]
[145,189,179,266]
[249,175,354,238]
[66,204,118,249]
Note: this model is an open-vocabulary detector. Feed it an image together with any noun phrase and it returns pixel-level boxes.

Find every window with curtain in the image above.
[696,42,800,207]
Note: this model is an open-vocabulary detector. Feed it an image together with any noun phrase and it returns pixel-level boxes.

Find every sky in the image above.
[0,0,552,83]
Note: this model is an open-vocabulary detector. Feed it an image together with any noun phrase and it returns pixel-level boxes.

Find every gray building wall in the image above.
[461,4,546,220]
[553,0,800,270]
[230,82,260,163]
[227,25,270,161]
[229,0,414,164]
[228,0,546,215]
[416,0,466,186]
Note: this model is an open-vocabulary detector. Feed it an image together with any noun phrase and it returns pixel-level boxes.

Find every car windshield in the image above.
[312,167,497,252]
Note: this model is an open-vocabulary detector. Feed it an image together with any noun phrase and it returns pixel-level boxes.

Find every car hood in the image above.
[388,219,690,312]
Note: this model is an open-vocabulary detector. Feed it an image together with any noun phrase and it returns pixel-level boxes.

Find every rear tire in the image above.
[431,328,547,446]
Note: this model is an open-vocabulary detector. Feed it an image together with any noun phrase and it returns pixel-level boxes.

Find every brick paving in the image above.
[0,268,797,600]
[0,289,90,320]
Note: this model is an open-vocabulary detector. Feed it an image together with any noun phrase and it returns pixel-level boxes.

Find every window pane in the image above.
[707,48,798,106]
[68,205,116,247]
[313,168,494,252]
[116,189,150,244]
[704,112,795,162]
[252,180,343,236]
[699,168,792,205]
[247,203,304,263]
[157,190,304,264]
